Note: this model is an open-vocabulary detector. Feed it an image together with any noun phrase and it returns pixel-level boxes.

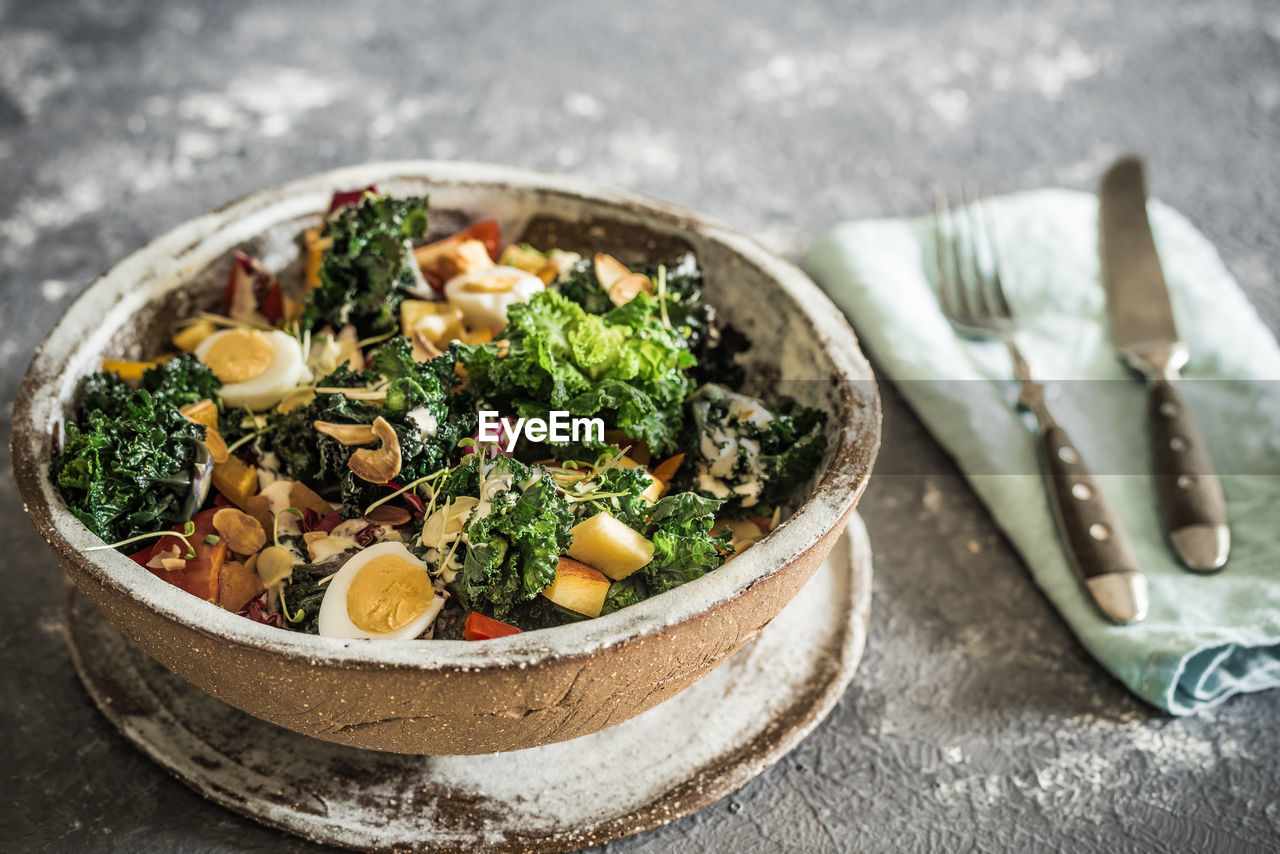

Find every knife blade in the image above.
[1098,155,1229,571]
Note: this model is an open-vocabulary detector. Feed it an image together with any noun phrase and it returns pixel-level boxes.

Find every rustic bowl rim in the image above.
[11,160,881,672]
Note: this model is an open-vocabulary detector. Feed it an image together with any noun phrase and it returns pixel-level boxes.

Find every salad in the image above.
[52,189,827,641]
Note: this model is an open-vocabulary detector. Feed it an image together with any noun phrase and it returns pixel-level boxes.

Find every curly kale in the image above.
[54,390,206,545]
[439,456,574,620]
[557,252,744,384]
[301,194,429,337]
[457,290,695,454]
[557,257,615,315]
[679,383,827,515]
[260,338,474,515]
[280,557,346,634]
[77,354,221,420]
[54,356,227,545]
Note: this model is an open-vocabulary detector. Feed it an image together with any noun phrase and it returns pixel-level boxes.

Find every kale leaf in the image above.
[259,339,474,515]
[457,290,695,453]
[679,383,827,515]
[54,389,206,545]
[638,492,730,594]
[77,354,221,420]
[557,257,615,315]
[440,456,574,620]
[601,576,649,616]
[301,194,429,337]
[280,560,341,634]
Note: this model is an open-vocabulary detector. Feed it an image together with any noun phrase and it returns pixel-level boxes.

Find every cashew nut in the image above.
[314,420,378,446]
[607,273,655,306]
[347,417,402,484]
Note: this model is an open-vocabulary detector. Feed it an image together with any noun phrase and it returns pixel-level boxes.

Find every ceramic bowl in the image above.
[12,161,880,755]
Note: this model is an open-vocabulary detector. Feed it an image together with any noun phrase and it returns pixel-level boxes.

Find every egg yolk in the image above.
[202,330,274,383]
[346,556,434,634]
[457,272,524,293]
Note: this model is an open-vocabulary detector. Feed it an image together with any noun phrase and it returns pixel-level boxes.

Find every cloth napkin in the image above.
[807,189,1280,715]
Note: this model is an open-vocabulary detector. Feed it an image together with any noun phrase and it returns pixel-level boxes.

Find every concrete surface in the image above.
[2,0,1278,851]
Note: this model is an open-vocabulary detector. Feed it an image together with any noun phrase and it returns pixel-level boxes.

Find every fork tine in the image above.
[944,187,977,320]
[975,189,1013,317]
[932,186,961,321]
[959,184,997,320]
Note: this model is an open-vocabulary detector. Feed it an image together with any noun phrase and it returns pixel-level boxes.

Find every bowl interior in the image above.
[14,161,880,670]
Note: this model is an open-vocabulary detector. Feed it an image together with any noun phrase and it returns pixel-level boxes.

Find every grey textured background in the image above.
[3,0,1279,851]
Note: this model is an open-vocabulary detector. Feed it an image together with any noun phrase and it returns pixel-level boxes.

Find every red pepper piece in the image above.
[463,612,522,640]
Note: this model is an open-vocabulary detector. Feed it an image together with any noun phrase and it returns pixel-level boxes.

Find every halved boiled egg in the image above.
[317,542,444,640]
[444,265,544,333]
[195,328,309,411]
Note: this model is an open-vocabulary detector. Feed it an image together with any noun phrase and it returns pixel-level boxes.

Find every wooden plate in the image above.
[65,515,873,853]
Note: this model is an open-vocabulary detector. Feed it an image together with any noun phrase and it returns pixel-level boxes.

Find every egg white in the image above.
[196,328,308,411]
[444,266,544,332]
[316,542,443,640]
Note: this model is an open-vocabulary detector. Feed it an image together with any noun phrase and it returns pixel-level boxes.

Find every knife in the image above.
[1098,155,1230,572]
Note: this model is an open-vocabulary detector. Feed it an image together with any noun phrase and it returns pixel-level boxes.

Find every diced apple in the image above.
[303,225,332,291]
[172,320,217,353]
[415,237,494,283]
[542,557,611,618]
[567,511,655,581]
[711,518,765,557]
[401,299,465,346]
[499,244,558,283]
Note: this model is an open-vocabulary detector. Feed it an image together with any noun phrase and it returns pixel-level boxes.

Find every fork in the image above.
[933,187,1148,625]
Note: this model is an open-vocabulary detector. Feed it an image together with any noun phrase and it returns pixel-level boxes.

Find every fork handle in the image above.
[1029,403,1148,625]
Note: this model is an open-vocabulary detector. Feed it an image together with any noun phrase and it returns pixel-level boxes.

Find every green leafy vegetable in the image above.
[438,456,573,620]
[77,354,221,420]
[301,194,429,337]
[638,492,730,594]
[458,290,695,453]
[280,562,336,634]
[601,576,648,615]
[680,383,827,514]
[260,342,474,516]
[54,389,206,545]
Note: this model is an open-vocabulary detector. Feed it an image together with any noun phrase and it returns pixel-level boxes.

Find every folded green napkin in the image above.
[807,189,1280,715]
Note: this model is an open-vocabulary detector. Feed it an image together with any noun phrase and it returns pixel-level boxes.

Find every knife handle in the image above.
[1037,420,1147,625]
[1148,378,1229,571]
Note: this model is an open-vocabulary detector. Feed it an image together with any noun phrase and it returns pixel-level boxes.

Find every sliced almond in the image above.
[365,504,412,526]
[347,416,402,484]
[314,421,378,446]
[146,544,185,570]
[593,252,632,291]
[412,331,445,362]
[608,272,655,307]
[212,507,267,555]
[277,387,317,414]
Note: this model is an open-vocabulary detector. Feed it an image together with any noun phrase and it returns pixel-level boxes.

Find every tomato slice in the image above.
[463,612,522,640]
